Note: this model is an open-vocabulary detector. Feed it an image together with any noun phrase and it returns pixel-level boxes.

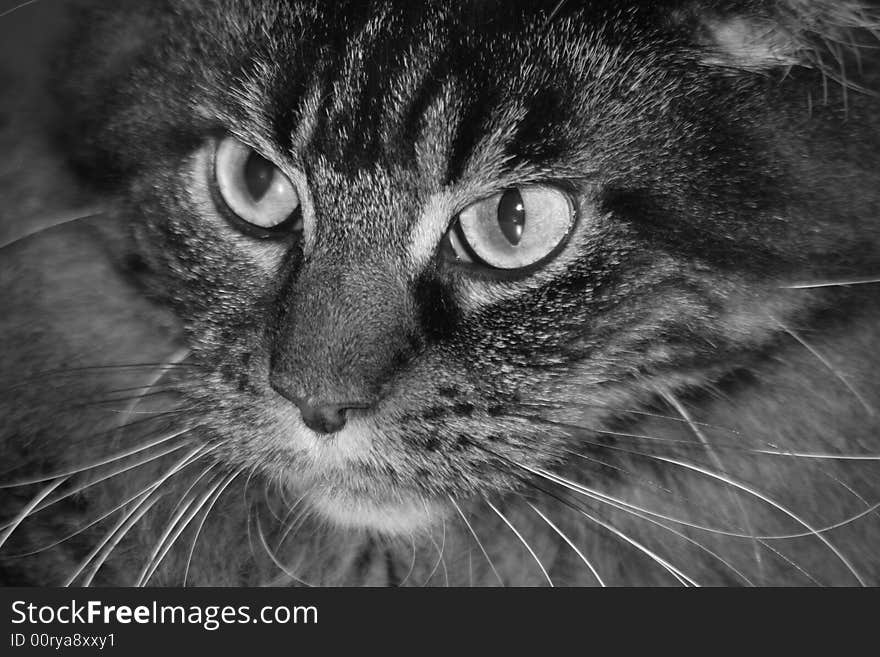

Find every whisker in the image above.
[0,426,196,489]
[3,464,190,559]
[0,362,203,395]
[0,0,40,19]
[524,501,606,587]
[506,457,700,586]
[515,461,750,583]
[485,499,553,586]
[584,443,868,585]
[75,495,164,587]
[528,467,757,585]
[663,391,764,577]
[242,467,260,565]
[0,438,194,531]
[0,478,68,552]
[112,349,191,437]
[480,415,880,547]
[515,411,880,460]
[473,442,700,586]
[274,489,313,552]
[182,467,245,587]
[440,519,450,587]
[544,0,568,25]
[0,207,106,250]
[135,452,223,586]
[575,504,698,587]
[564,450,722,519]
[421,518,449,587]
[95,407,198,416]
[65,444,211,587]
[80,447,216,587]
[396,533,419,587]
[262,479,286,525]
[79,388,183,408]
[774,317,875,417]
[448,496,504,586]
[511,459,701,586]
[521,398,744,437]
[755,540,825,587]
[781,277,880,289]
[563,448,880,540]
[255,513,313,587]
[819,470,880,530]
[0,413,187,485]
[138,464,227,587]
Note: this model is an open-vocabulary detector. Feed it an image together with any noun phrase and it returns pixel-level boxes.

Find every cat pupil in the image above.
[243,152,275,201]
[497,189,526,246]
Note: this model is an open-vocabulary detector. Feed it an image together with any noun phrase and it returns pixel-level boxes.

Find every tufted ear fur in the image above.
[682,1,880,83]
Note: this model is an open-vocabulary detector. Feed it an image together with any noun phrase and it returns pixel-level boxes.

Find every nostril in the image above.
[302,404,345,434]
[292,398,367,435]
[269,379,369,434]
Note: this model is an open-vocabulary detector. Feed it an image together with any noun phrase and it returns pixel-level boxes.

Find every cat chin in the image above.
[305,488,447,536]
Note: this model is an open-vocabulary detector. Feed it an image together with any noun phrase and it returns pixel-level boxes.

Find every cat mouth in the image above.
[271,409,455,533]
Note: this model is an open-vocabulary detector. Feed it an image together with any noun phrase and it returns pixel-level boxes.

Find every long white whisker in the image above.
[76,495,164,588]
[139,465,227,587]
[135,451,222,586]
[183,467,245,587]
[541,418,880,461]
[397,533,419,587]
[555,452,880,541]
[523,398,745,436]
[521,466,741,584]
[113,348,191,437]
[242,467,259,564]
[524,502,605,587]
[573,503,698,586]
[0,207,106,250]
[422,519,448,587]
[610,449,868,586]
[756,540,825,586]
[0,478,68,552]
[274,488,312,551]
[449,496,504,587]
[0,426,195,489]
[4,454,198,559]
[78,445,214,587]
[571,450,717,516]
[65,444,209,587]
[485,499,553,586]
[663,391,764,578]
[0,0,40,19]
[781,277,880,289]
[255,513,313,587]
[774,318,875,417]
[1,363,202,396]
[0,440,194,531]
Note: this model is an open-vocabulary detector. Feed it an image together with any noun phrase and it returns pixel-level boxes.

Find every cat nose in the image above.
[290,395,364,434]
[269,378,372,434]
[296,400,348,434]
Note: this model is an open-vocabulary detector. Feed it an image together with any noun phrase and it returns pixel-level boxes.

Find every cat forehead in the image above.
[205,2,653,182]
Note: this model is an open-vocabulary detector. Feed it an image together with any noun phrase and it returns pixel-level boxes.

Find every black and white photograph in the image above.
[1,0,879,602]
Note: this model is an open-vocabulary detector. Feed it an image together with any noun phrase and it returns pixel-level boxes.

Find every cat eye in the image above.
[447,186,575,270]
[214,136,302,234]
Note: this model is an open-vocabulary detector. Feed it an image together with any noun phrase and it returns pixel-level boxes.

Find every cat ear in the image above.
[680,1,880,74]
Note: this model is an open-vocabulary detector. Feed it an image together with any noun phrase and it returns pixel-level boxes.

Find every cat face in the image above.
[59,0,876,534]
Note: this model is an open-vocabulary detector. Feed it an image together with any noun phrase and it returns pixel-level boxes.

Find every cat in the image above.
[1,0,879,586]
